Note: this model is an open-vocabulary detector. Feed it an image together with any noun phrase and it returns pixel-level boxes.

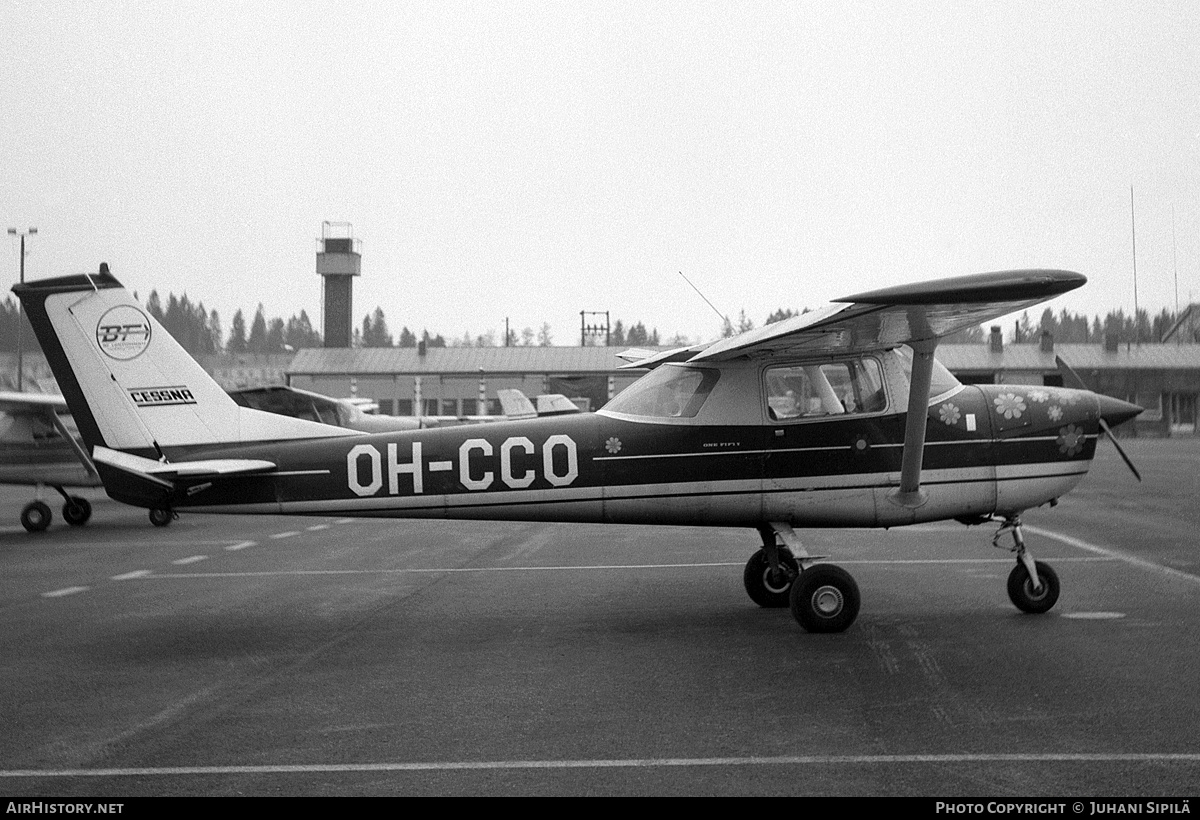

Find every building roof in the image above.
[938,343,1200,372]
[287,342,1200,377]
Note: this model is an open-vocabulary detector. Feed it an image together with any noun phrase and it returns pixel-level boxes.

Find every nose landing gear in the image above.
[994,514,1061,615]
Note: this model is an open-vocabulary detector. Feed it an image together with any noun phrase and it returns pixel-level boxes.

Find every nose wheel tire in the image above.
[62,497,92,527]
[790,564,860,633]
[743,548,799,608]
[20,501,52,533]
[1006,560,1060,614]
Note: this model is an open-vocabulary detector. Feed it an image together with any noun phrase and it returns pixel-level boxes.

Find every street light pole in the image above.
[7,227,37,391]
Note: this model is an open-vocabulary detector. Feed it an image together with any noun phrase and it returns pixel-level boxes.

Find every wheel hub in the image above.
[764,568,791,594]
[812,585,844,616]
[1024,577,1048,601]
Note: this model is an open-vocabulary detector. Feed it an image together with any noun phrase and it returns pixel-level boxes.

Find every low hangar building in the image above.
[285,339,1200,436]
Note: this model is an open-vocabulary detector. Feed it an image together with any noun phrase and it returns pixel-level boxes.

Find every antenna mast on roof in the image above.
[678,271,728,327]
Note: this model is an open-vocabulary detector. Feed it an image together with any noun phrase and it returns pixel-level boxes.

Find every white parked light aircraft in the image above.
[14,265,1142,632]
[0,391,100,531]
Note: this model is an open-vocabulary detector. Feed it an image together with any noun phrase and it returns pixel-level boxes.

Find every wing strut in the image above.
[888,337,936,509]
[49,411,100,482]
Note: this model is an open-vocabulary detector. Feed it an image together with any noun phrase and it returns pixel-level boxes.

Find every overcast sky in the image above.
[4,1,1200,345]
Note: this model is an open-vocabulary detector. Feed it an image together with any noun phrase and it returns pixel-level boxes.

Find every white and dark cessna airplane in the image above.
[13,265,1141,632]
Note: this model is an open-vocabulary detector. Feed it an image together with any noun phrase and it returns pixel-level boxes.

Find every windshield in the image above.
[603,365,720,419]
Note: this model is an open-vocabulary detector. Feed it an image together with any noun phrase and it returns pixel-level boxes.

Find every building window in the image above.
[1168,392,1195,434]
[441,398,459,417]
[395,399,414,416]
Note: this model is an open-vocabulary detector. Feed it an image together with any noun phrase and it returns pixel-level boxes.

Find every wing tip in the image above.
[837,269,1087,305]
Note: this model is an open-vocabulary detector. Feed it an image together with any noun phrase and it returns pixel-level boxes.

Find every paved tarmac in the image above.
[0,439,1197,796]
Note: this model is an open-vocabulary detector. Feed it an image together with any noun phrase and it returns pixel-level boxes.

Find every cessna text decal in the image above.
[128,386,197,407]
[348,435,579,496]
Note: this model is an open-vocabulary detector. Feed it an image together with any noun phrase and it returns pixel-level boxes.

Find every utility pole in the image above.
[1130,187,1139,344]
[580,310,610,346]
[6,227,37,391]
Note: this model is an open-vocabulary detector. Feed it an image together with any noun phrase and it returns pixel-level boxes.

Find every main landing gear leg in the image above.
[742,522,861,633]
[54,486,92,527]
[743,525,800,608]
[993,514,1060,615]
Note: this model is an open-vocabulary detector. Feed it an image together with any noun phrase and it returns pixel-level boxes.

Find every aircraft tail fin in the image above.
[13,265,356,455]
[497,388,538,420]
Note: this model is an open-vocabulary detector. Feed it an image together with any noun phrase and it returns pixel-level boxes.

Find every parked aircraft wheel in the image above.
[62,497,92,527]
[149,508,173,527]
[21,501,53,533]
[790,564,860,633]
[743,548,799,608]
[1006,561,1060,614]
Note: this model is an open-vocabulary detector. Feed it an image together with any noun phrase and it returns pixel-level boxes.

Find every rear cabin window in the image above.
[604,365,720,419]
[765,359,886,421]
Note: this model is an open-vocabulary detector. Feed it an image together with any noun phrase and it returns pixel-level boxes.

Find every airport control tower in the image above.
[316,221,361,348]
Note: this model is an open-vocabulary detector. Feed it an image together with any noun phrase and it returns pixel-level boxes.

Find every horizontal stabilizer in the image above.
[92,446,276,481]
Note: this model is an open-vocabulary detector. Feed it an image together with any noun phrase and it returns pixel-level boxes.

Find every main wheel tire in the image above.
[21,501,53,533]
[1007,560,1060,614]
[743,548,799,608]
[790,564,860,633]
[63,497,92,527]
[149,508,173,527]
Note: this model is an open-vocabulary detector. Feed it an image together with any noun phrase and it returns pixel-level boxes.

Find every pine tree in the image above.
[228,309,248,354]
[248,305,268,353]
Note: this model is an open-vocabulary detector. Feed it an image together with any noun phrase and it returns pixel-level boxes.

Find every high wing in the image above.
[622,269,1087,508]
[0,391,70,414]
[620,269,1085,368]
[0,390,100,486]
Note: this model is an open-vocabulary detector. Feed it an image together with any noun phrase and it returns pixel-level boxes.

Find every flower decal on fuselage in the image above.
[938,403,961,426]
[1057,424,1085,457]
[994,392,1027,420]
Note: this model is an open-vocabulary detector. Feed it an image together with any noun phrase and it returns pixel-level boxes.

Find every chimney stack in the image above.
[989,326,1003,353]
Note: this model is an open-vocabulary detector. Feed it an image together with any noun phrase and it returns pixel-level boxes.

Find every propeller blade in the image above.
[1098,418,1142,482]
[1054,355,1088,390]
[1057,355,1143,481]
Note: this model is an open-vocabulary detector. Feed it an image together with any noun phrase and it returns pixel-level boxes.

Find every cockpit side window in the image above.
[890,346,962,399]
[603,365,720,419]
[764,358,886,421]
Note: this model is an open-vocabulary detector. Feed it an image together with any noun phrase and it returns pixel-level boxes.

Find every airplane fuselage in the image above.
[114,380,1100,530]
